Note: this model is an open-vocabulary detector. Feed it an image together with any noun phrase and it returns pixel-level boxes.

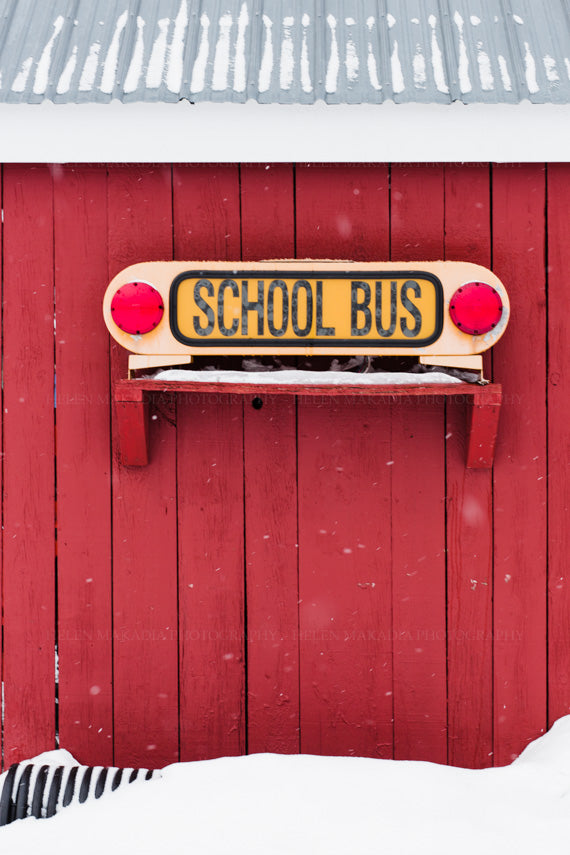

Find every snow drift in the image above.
[2,717,570,854]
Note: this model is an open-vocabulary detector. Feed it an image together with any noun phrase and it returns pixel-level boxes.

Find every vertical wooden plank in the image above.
[244,396,299,753]
[241,164,295,261]
[240,164,299,753]
[547,164,570,726]
[0,164,2,768]
[173,165,246,760]
[54,166,113,765]
[173,164,241,261]
[492,164,547,764]
[0,164,3,768]
[390,165,447,763]
[444,165,494,768]
[108,166,179,769]
[2,166,56,763]
[296,164,389,260]
[177,395,245,760]
[295,164,393,758]
[297,399,394,757]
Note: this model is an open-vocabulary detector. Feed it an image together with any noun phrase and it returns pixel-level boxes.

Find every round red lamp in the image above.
[449,282,503,336]
[110,281,164,335]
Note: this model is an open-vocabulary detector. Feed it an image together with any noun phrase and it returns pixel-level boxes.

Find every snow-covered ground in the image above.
[3,717,570,854]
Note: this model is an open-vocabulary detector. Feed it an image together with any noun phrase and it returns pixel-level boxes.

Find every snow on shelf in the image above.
[152,368,464,385]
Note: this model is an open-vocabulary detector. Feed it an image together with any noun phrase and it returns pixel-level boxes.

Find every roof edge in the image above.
[0,100,568,162]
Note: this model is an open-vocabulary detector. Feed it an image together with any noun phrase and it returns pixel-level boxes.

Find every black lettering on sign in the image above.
[316,281,335,336]
[217,279,239,337]
[267,280,289,337]
[193,279,215,336]
[375,281,397,337]
[351,281,371,336]
[291,280,313,337]
[400,280,422,337]
[242,280,264,336]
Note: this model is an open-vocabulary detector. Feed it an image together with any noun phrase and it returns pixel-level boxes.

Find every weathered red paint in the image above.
[492,164,547,765]
[0,163,557,774]
[174,164,246,762]
[108,166,179,769]
[465,390,502,469]
[54,166,113,764]
[444,163,494,769]
[294,156,389,764]
[241,164,300,755]
[115,391,150,467]
[3,166,56,765]
[390,165,447,764]
[114,380,502,470]
[547,164,570,727]
[178,395,246,761]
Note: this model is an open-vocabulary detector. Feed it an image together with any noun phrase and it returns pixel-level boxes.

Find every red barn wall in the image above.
[0,162,567,771]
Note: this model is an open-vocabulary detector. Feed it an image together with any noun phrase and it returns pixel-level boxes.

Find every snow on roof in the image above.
[1,0,570,105]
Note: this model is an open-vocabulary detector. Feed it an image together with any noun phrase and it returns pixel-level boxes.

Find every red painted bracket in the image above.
[465,386,503,469]
[114,379,502,469]
[115,384,150,466]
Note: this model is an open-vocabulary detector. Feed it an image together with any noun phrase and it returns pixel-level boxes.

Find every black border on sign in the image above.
[169,269,444,348]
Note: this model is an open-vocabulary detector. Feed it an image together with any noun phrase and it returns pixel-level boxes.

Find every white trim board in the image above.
[1,100,569,162]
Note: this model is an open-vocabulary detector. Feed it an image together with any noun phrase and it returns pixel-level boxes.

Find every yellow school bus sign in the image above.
[103,260,509,374]
[172,270,441,347]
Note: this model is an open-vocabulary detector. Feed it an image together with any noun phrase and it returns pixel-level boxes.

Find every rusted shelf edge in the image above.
[115,378,503,400]
[114,380,502,468]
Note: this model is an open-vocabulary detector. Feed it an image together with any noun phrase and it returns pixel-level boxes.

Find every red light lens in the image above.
[449,282,503,335]
[110,282,164,334]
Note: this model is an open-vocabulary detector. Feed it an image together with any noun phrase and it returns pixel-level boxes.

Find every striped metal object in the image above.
[0,0,568,104]
[0,762,160,826]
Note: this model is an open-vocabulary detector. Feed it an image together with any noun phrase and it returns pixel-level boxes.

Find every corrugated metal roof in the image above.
[0,0,569,104]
